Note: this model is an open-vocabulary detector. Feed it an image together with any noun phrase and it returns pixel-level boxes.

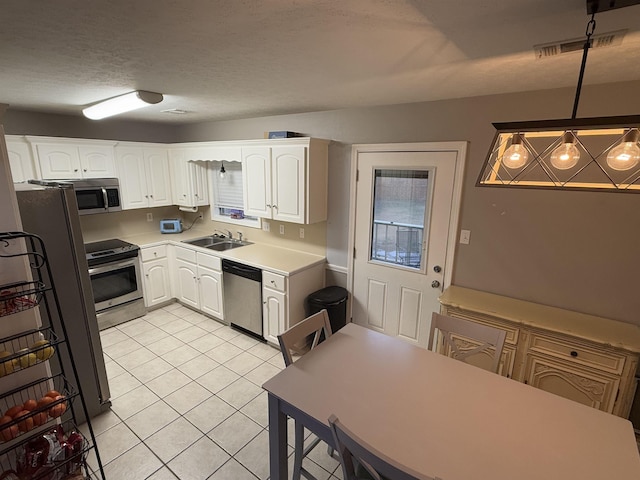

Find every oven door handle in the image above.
[89,257,138,276]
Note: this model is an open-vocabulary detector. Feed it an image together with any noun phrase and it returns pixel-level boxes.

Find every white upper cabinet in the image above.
[242,138,328,224]
[170,148,209,208]
[242,146,272,219]
[272,145,306,223]
[30,138,116,179]
[5,136,36,183]
[115,144,172,209]
[78,145,116,178]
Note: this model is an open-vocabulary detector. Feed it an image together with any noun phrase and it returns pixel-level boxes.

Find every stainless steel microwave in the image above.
[29,178,122,215]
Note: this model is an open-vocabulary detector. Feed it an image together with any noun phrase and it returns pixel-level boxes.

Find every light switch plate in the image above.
[460,229,471,244]
[279,225,285,235]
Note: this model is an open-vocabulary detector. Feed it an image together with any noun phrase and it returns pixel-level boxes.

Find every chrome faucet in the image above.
[237,232,243,242]
[214,229,232,239]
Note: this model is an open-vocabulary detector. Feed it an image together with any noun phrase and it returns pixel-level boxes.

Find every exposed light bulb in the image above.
[606,130,640,171]
[501,133,529,169]
[219,162,226,179]
[550,132,580,170]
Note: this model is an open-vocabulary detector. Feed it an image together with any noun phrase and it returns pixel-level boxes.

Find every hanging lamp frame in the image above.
[478,0,640,193]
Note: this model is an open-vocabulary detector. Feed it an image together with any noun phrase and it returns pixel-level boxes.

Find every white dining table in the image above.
[262,323,640,480]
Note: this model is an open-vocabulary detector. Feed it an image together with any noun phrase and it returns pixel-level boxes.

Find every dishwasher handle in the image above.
[222,259,262,282]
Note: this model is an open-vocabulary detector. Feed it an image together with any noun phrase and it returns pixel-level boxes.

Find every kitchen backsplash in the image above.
[79,206,327,256]
[79,206,179,243]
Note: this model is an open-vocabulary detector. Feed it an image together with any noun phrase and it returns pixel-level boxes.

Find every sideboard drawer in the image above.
[528,333,626,375]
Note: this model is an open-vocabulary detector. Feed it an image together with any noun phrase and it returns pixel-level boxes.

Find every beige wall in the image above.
[4,81,640,324]
[174,81,640,324]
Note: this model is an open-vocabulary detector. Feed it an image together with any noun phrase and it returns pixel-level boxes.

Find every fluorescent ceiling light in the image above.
[82,90,163,120]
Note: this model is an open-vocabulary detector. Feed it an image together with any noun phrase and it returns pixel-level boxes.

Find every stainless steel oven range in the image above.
[85,239,146,330]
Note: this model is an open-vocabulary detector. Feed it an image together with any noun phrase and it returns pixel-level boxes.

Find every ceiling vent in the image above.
[534,29,626,58]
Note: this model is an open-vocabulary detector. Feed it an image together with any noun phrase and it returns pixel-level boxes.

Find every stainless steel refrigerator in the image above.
[14,182,111,422]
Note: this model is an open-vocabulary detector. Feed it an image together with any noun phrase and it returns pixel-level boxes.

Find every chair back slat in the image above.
[428,312,506,374]
[278,309,332,366]
[329,415,436,480]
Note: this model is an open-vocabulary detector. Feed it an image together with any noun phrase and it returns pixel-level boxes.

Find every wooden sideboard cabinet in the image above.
[439,286,640,418]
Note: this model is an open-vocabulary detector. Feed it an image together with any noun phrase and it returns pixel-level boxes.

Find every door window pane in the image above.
[371,169,429,269]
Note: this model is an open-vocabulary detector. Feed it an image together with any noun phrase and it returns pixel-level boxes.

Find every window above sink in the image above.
[209,161,261,229]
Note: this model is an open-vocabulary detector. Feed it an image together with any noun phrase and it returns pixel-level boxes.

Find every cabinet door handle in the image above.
[570,351,578,357]
[273,204,278,210]
[74,168,78,172]
[266,204,272,208]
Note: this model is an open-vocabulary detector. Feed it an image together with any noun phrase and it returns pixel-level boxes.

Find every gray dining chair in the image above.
[277,309,333,480]
[329,415,436,480]
[428,312,506,374]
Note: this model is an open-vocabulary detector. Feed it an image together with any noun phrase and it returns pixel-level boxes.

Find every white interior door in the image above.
[350,143,465,347]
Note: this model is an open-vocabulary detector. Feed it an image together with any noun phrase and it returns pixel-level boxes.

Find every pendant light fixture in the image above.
[219,161,227,179]
[83,90,163,120]
[478,0,640,193]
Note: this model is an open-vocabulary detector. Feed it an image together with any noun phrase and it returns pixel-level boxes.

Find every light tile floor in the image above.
[82,302,343,480]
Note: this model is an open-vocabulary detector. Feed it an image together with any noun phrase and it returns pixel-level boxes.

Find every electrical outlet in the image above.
[299,228,305,239]
[460,229,471,245]
[146,213,153,222]
[279,225,285,235]
[262,221,270,232]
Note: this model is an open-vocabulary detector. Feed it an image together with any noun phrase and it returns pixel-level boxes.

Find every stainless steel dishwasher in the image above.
[222,259,263,338]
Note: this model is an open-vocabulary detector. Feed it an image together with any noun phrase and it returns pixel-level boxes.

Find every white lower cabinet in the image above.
[197,262,224,319]
[140,245,172,308]
[175,258,199,309]
[173,245,224,320]
[262,265,325,347]
[263,271,287,346]
[143,242,324,342]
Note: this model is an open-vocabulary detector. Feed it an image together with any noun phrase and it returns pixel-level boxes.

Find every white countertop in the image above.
[120,229,326,276]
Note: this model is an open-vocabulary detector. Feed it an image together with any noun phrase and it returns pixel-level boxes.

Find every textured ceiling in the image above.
[1,0,639,124]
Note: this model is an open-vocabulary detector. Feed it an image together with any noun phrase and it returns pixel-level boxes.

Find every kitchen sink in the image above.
[205,241,250,251]
[183,236,221,247]
[182,235,252,250]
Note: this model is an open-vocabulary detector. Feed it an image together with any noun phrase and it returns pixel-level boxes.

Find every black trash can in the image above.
[306,286,348,334]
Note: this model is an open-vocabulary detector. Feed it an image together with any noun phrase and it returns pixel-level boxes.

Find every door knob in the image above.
[431,280,441,288]
[433,265,442,273]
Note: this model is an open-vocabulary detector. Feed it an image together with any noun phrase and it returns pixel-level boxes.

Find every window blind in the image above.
[212,161,244,209]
